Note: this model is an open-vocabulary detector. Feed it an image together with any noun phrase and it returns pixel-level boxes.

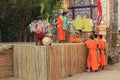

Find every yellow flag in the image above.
[40,3,44,14]
[46,14,49,23]
[74,18,83,30]
[82,18,92,32]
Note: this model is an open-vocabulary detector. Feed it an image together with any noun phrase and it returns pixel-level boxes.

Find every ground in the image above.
[62,60,120,80]
[1,58,120,80]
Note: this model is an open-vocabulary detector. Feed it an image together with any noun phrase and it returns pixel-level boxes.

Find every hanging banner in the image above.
[101,0,110,27]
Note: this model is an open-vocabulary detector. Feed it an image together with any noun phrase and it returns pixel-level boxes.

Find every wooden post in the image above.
[90,6,93,19]
[72,9,75,19]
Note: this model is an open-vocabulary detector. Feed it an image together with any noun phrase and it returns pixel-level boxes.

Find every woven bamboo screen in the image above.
[13,43,87,80]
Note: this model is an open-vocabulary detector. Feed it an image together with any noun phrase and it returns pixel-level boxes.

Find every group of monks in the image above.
[86,33,106,72]
[57,12,106,72]
[68,30,106,72]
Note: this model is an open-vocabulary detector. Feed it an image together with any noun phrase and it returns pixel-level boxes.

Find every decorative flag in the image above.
[97,0,102,25]
[40,3,44,14]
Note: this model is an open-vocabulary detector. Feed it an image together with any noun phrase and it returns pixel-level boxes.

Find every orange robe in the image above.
[86,40,98,71]
[69,33,83,43]
[98,39,106,66]
[57,16,66,41]
[94,38,99,43]
[69,33,76,43]
[94,38,101,67]
[75,38,83,43]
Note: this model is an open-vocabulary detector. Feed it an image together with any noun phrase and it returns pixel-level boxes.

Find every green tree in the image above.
[0,0,62,42]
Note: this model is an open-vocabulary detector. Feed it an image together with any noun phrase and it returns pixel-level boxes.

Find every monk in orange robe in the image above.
[68,33,76,43]
[75,38,83,43]
[69,31,83,43]
[94,34,101,69]
[94,34,99,42]
[77,29,82,37]
[86,35,98,72]
[57,15,66,42]
[98,35,106,70]
[76,29,83,43]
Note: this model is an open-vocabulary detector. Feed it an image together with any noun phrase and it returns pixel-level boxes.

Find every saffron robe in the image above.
[98,39,106,66]
[57,16,66,41]
[86,40,98,71]
[69,33,76,43]
[69,33,83,43]
[94,38,101,67]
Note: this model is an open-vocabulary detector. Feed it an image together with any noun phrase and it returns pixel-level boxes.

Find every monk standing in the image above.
[98,35,106,70]
[57,12,66,43]
[94,34,101,69]
[86,35,98,72]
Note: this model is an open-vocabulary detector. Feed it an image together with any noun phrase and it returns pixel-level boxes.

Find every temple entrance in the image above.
[68,0,97,39]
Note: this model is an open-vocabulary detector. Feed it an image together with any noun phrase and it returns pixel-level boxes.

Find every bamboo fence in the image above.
[0,49,13,79]
[0,42,110,80]
[13,43,87,80]
[13,45,47,80]
[47,43,87,80]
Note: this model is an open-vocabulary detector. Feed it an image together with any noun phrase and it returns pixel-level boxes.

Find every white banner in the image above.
[101,0,110,27]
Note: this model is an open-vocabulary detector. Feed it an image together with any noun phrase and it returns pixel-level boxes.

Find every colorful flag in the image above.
[97,0,102,25]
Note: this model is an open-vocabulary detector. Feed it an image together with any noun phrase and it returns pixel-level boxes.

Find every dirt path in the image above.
[1,59,120,80]
[62,62,120,80]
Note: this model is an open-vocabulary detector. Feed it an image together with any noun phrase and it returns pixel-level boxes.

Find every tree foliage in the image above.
[0,0,62,42]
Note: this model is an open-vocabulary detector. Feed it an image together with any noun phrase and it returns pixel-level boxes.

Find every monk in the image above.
[57,13,66,43]
[86,35,98,72]
[63,12,67,31]
[98,34,106,70]
[94,34,101,69]
[94,34,99,42]
[68,32,77,43]
[77,29,82,38]
[69,30,83,43]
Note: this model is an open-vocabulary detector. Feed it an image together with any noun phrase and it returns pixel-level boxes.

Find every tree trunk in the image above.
[0,28,2,42]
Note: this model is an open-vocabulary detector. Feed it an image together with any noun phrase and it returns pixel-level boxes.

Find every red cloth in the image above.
[34,31,45,45]
[97,0,102,26]
[34,31,45,39]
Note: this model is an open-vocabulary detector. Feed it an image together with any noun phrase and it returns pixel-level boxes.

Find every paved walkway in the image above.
[63,61,120,80]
